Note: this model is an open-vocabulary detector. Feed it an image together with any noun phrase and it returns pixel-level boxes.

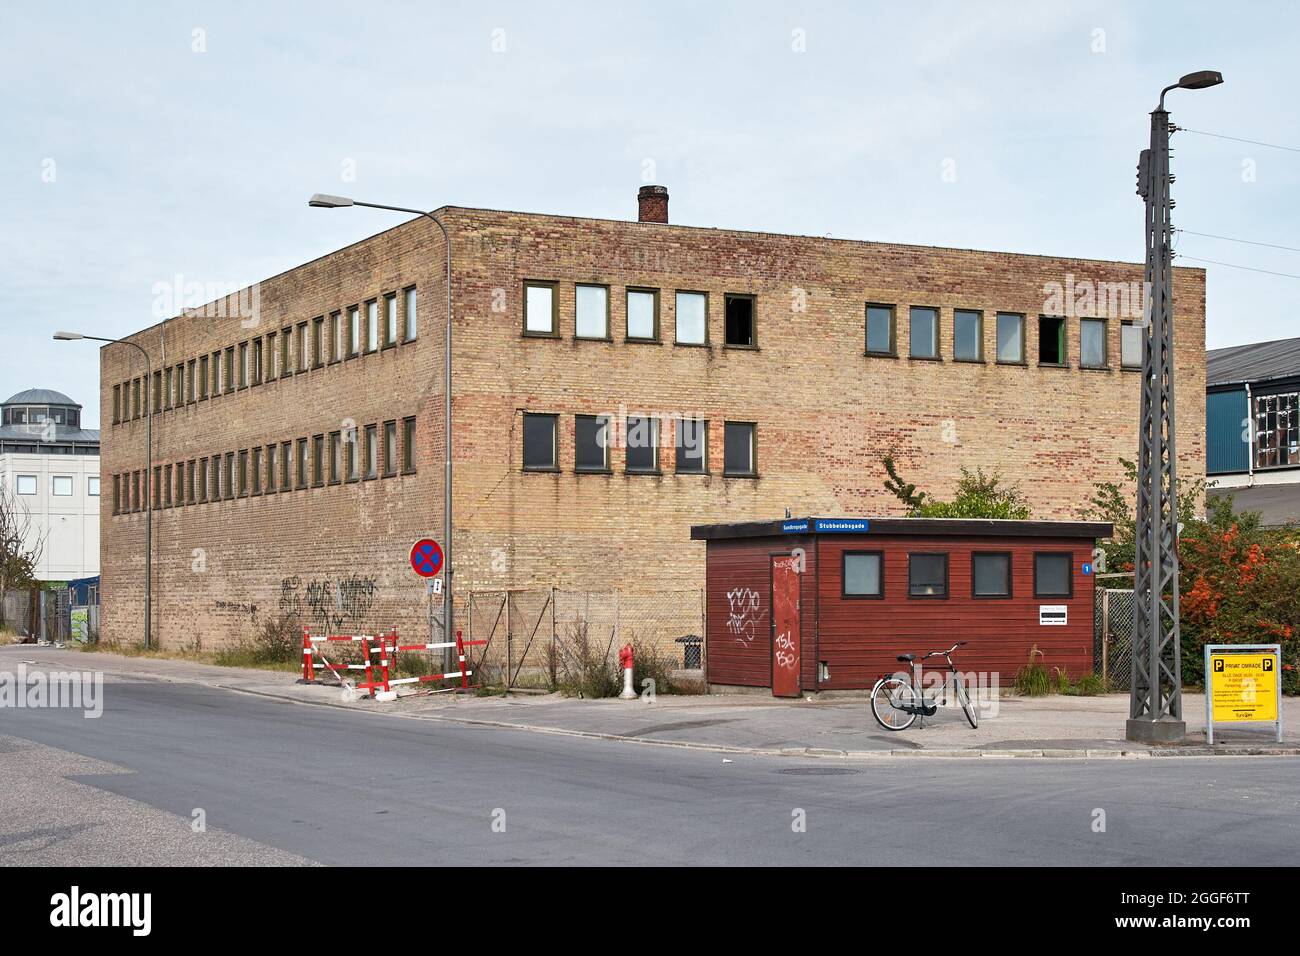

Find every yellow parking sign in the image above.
[1204,645,1282,744]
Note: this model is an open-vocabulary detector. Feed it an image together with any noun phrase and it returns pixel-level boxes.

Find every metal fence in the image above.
[466,589,704,689]
[1,588,97,644]
[1094,583,1135,690]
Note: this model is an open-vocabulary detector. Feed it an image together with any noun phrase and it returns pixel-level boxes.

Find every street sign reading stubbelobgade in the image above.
[1203,644,1282,745]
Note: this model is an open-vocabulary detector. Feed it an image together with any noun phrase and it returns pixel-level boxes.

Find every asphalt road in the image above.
[3,677,1299,866]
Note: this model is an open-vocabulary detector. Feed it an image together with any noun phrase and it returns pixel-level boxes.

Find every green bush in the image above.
[556,623,620,699]
[1012,646,1053,696]
[213,613,303,668]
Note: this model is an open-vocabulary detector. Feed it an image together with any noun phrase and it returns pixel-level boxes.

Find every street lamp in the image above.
[54,330,154,650]
[1127,69,1222,744]
[309,194,456,669]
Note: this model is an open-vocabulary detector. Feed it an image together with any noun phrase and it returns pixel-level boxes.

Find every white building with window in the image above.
[0,388,100,581]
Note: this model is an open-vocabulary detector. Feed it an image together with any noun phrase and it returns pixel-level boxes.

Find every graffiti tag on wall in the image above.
[280,574,378,633]
[725,588,761,647]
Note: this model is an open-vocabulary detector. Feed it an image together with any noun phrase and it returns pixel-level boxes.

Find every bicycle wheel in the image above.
[871,677,917,731]
[954,676,978,729]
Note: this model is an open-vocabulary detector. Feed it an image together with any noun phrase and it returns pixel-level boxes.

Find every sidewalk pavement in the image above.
[5,644,1298,759]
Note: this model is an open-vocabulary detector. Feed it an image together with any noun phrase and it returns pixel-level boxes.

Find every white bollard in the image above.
[618,643,637,699]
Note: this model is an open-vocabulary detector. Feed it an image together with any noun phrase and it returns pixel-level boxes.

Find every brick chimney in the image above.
[637,185,669,223]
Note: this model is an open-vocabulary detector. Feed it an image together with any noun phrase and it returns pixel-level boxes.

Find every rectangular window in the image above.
[908,553,949,598]
[625,416,658,473]
[1080,318,1107,368]
[296,438,308,489]
[199,355,210,397]
[403,286,417,342]
[996,312,1025,363]
[186,461,195,503]
[312,435,324,486]
[865,304,895,356]
[238,342,249,388]
[281,327,293,375]
[575,284,609,339]
[112,475,121,513]
[210,351,221,395]
[909,306,939,359]
[253,340,263,385]
[163,466,172,506]
[675,418,707,474]
[522,413,558,470]
[843,551,883,598]
[251,447,262,494]
[237,451,248,497]
[112,384,121,424]
[346,429,359,480]
[187,359,198,400]
[330,313,343,362]
[524,281,558,336]
[224,347,235,393]
[574,415,610,472]
[52,475,73,496]
[953,309,983,362]
[175,462,184,504]
[364,425,378,478]
[384,295,398,347]
[265,333,277,380]
[1034,552,1073,597]
[133,377,142,417]
[723,422,756,477]
[224,453,235,500]
[724,294,755,347]
[164,367,174,408]
[280,440,292,491]
[626,288,659,341]
[198,458,208,503]
[675,291,707,345]
[329,431,342,483]
[1255,392,1300,469]
[365,301,378,352]
[265,444,276,494]
[401,417,416,473]
[298,322,310,371]
[382,421,397,476]
[1121,320,1143,369]
[972,552,1011,598]
[153,466,162,508]
[348,307,360,357]
[88,475,100,497]
[1038,316,1066,365]
[211,456,221,502]
[177,363,185,403]
[312,317,325,367]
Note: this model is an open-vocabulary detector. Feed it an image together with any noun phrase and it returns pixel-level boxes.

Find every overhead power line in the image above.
[1176,229,1300,254]
[1174,126,1300,154]
[1176,254,1300,279]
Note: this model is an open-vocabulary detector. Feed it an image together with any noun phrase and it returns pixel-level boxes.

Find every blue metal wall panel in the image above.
[1206,389,1249,474]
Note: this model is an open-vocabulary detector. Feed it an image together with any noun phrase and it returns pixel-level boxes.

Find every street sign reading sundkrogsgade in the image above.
[1209,651,1278,723]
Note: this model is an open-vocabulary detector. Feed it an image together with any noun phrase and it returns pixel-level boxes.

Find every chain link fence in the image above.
[1094,581,1135,691]
[466,589,704,689]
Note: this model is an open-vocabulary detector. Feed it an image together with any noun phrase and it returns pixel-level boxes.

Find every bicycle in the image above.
[870,641,978,731]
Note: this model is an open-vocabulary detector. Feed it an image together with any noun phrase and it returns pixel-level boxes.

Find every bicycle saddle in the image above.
[896,653,916,662]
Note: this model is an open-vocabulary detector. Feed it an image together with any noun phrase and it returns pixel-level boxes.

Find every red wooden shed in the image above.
[691,516,1112,696]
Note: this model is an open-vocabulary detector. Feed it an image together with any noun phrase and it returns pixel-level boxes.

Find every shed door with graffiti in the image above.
[770,555,801,697]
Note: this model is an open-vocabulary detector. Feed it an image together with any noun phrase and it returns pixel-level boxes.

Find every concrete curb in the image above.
[21,654,1300,762]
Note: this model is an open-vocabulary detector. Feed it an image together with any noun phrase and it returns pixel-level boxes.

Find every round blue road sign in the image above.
[409,538,443,577]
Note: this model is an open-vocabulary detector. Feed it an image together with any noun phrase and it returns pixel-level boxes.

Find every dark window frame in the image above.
[574,283,612,341]
[401,416,416,474]
[971,550,1013,599]
[624,415,660,474]
[382,420,398,477]
[952,309,984,363]
[908,305,941,361]
[865,303,897,357]
[522,412,559,471]
[995,312,1027,365]
[907,551,950,599]
[673,289,709,347]
[722,421,758,478]
[675,417,709,474]
[574,414,611,473]
[1079,317,1109,370]
[723,293,758,349]
[842,550,885,599]
[1033,551,1074,598]
[523,280,560,338]
[1120,319,1144,370]
[1037,315,1068,367]
[625,287,660,342]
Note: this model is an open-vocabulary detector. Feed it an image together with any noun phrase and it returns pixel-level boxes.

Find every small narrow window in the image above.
[996,312,1025,363]
[865,304,895,356]
[625,416,658,473]
[163,465,172,506]
[524,281,558,336]
[88,475,100,497]
[401,417,416,473]
[1121,320,1143,369]
[264,335,275,380]
[329,313,343,362]
[112,475,121,513]
[238,343,249,388]
[281,327,293,375]
[384,295,398,347]
[723,422,756,477]
[953,310,982,362]
[365,301,379,352]
[522,413,557,470]
[724,294,755,347]
[198,458,208,502]
[972,552,1011,598]
[575,284,609,339]
[382,421,398,476]
[235,451,247,497]
[1080,318,1107,368]
[403,287,417,341]
[675,291,707,345]
[843,552,883,598]
[574,415,610,472]
[364,425,378,478]
[329,431,342,483]
[199,355,210,396]
[348,307,361,357]
[908,553,948,598]
[264,445,276,494]
[224,347,235,393]
[296,438,308,489]
[251,341,262,385]
[52,475,73,496]
[909,307,939,359]
[626,288,659,341]
[224,453,235,499]
[185,461,195,502]
[1034,552,1073,597]
[345,431,359,481]
[313,316,325,367]
[1038,316,1066,365]
[188,359,198,399]
[298,322,310,370]
[112,384,121,424]
[312,434,324,486]
[675,418,708,474]
[251,448,262,494]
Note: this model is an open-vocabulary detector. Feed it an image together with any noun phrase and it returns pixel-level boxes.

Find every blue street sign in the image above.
[782,519,810,533]
[1082,562,1093,575]
[814,518,870,533]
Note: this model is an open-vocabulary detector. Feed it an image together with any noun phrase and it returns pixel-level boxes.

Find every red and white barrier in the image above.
[302,627,486,700]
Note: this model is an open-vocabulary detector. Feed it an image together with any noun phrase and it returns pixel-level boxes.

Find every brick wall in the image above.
[101,205,1205,650]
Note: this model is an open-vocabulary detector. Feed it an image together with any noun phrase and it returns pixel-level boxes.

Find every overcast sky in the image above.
[4,1,1297,427]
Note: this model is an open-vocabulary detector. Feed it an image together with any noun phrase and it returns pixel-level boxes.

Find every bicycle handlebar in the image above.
[921,641,968,660]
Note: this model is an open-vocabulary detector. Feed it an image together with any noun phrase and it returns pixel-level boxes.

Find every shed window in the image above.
[843,552,883,597]
[908,553,948,598]
[909,307,939,359]
[724,295,755,347]
[1034,552,1073,597]
[972,552,1011,597]
[1039,316,1065,365]
[1255,392,1299,469]
[575,415,610,472]
[523,413,558,470]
